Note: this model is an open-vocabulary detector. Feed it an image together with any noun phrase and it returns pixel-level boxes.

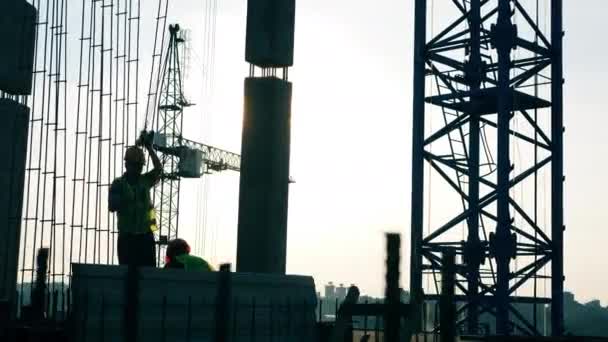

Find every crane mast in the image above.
[153,24,240,253]
[410,0,564,336]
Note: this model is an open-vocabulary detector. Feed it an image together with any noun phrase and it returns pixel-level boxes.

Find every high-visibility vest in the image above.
[174,254,213,272]
[148,208,158,232]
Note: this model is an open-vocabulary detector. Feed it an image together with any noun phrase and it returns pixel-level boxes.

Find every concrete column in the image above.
[236,77,292,274]
[0,0,36,95]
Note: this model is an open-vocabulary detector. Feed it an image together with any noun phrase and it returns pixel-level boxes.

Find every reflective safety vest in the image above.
[111,171,161,234]
[174,254,213,272]
[148,208,158,232]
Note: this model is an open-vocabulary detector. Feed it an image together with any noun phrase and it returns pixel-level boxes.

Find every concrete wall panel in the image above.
[0,99,31,304]
[71,264,317,341]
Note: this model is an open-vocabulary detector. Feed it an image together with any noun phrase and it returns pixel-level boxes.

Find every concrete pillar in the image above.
[0,99,30,305]
[0,0,37,95]
[236,77,292,274]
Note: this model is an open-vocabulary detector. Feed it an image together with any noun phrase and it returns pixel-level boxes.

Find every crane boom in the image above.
[180,136,240,172]
[153,134,240,179]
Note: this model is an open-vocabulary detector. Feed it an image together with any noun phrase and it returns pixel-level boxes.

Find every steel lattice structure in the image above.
[410,0,563,336]
[153,24,241,260]
[154,24,187,251]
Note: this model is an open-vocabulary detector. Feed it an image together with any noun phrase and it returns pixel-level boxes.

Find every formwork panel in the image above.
[245,0,296,67]
[71,264,317,341]
[0,1,36,95]
[237,77,292,274]
[0,99,30,305]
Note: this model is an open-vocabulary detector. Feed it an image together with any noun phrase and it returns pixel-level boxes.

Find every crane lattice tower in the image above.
[154,24,189,252]
[409,0,564,336]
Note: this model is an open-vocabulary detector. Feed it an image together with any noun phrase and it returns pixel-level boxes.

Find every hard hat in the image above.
[124,146,145,165]
[166,238,191,258]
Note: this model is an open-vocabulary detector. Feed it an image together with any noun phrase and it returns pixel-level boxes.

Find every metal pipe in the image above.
[440,250,456,342]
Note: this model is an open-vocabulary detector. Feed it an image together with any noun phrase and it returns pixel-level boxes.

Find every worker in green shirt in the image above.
[109,131,162,267]
[164,238,214,271]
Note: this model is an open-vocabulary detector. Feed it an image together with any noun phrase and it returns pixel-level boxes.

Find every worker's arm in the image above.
[143,134,163,185]
[145,139,162,171]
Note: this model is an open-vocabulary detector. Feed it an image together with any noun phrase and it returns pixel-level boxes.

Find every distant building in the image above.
[565,291,575,304]
[335,283,347,302]
[324,282,336,299]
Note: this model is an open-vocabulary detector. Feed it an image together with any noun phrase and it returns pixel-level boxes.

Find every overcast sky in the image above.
[144,0,608,303]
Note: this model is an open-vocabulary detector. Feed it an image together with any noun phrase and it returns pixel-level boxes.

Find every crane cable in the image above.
[194,0,218,260]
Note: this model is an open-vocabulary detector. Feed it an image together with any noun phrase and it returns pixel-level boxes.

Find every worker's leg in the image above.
[139,232,156,267]
[120,233,139,266]
[117,233,131,265]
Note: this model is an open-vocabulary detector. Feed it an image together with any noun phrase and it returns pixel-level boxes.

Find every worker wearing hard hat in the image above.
[108,131,162,267]
[164,238,214,271]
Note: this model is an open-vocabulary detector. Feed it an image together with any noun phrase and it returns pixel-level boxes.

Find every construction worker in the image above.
[164,238,213,271]
[108,131,162,267]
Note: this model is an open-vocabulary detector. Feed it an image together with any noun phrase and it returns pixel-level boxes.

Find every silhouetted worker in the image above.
[109,131,162,267]
[164,238,214,271]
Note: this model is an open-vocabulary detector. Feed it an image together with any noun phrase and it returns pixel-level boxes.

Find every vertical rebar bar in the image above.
[286,298,291,337]
[82,290,89,342]
[494,0,515,334]
[100,293,105,342]
[214,263,231,342]
[161,295,167,342]
[363,298,368,335]
[250,297,256,342]
[410,1,428,335]
[374,309,379,342]
[384,234,400,341]
[186,295,192,342]
[232,298,238,341]
[440,251,456,342]
[269,301,274,342]
[550,0,564,335]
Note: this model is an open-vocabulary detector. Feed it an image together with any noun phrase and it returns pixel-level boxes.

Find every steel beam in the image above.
[465,0,482,334]
[493,0,515,334]
[550,0,565,336]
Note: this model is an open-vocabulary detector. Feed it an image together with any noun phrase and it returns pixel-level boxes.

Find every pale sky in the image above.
[36,0,606,303]
[155,0,608,303]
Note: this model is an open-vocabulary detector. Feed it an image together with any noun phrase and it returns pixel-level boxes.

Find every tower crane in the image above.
[149,24,240,251]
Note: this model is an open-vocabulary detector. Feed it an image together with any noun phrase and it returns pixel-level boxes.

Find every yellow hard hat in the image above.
[124,146,145,164]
